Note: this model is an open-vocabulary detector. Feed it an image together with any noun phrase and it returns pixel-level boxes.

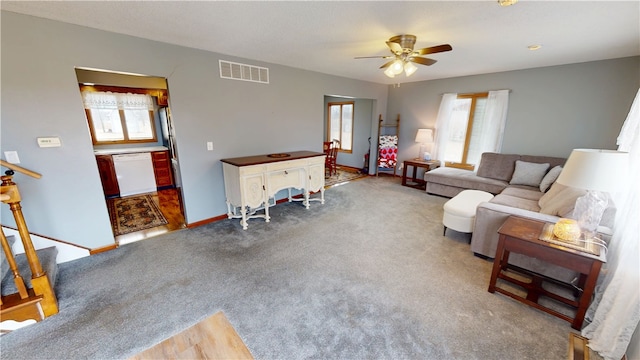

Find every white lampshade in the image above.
[391,59,404,75]
[556,149,628,193]
[404,61,418,76]
[415,129,433,144]
[384,67,396,78]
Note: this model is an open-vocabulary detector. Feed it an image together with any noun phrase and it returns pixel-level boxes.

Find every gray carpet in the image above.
[0,177,576,359]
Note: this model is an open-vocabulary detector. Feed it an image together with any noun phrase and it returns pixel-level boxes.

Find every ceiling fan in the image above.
[355,34,452,78]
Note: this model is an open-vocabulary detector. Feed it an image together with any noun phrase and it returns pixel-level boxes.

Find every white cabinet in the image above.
[221,151,325,230]
[308,162,325,195]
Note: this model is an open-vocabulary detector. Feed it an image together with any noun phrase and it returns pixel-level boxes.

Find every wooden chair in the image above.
[324,140,340,177]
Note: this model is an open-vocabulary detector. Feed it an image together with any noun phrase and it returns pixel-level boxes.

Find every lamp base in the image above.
[572,190,608,238]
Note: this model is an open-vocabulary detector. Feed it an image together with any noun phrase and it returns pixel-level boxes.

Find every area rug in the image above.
[325,168,368,187]
[107,194,168,236]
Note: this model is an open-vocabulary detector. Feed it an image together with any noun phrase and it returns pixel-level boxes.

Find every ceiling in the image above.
[2,1,639,85]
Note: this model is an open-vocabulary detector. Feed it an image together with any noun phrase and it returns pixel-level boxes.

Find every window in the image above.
[443,92,488,170]
[82,90,157,145]
[327,102,354,152]
[434,90,509,171]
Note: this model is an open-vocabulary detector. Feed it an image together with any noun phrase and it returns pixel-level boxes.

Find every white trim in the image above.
[2,227,90,264]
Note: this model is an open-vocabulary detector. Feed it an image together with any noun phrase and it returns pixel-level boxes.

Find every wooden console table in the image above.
[488,216,605,330]
[401,159,440,190]
[221,151,325,230]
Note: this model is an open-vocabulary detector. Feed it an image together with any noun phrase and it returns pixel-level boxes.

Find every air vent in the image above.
[219,60,269,84]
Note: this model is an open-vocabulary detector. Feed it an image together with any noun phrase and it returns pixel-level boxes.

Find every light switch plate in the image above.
[37,137,62,148]
[207,141,213,151]
[4,151,20,164]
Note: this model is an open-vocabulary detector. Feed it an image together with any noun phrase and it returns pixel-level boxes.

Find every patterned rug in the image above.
[107,194,168,236]
[325,168,368,187]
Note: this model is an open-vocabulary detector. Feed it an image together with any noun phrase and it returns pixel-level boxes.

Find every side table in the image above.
[402,159,440,190]
[488,216,605,330]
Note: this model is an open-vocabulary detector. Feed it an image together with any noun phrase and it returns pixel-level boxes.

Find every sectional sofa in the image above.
[425,152,615,283]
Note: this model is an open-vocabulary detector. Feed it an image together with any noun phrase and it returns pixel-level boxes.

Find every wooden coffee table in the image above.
[488,216,605,330]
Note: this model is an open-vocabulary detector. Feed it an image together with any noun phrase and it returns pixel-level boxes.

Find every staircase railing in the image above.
[1,160,58,323]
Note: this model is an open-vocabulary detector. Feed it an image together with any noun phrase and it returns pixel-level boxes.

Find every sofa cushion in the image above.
[476,153,521,181]
[425,167,508,195]
[509,160,550,187]
[501,186,545,201]
[539,165,563,192]
[538,183,586,217]
[490,194,541,212]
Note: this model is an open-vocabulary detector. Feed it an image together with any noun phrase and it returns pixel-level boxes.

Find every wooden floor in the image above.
[128,311,253,360]
[114,188,186,245]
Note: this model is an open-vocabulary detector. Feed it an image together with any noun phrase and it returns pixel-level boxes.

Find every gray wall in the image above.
[1,11,388,249]
[387,57,640,164]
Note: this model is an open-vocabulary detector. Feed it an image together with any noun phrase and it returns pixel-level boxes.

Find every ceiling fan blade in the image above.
[379,60,395,69]
[415,44,453,56]
[354,55,393,59]
[410,57,437,66]
[386,41,403,55]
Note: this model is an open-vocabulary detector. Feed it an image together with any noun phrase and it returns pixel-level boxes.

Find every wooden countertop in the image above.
[221,151,324,167]
[94,146,168,155]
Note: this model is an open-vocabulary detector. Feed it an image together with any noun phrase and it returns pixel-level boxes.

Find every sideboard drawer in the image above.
[239,164,267,176]
[267,169,305,197]
[266,158,306,172]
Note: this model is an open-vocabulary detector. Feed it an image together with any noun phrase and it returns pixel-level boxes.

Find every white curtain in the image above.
[432,90,509,167]
[582,88,640,360]
[433,93,457,162]
[82,91,153,110]
[467,90,510,166]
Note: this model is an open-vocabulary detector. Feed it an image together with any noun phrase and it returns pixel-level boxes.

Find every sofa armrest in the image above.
[470,202,560,258]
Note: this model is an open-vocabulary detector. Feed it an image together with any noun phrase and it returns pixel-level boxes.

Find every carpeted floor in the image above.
[107,194,168,236]
[0,176,577,359]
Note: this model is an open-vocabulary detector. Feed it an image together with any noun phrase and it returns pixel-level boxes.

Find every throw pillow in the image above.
[539,165,563,193]
[538,183,586,217]
[509,160,550,187]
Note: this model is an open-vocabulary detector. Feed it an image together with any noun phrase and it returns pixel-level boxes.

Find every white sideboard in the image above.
[221,151,325,230]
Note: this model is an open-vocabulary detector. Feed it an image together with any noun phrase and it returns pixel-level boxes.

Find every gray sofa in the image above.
[425,153,566,198]
[425,152,614,283]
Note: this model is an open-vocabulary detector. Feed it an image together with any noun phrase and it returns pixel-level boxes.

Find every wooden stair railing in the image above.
[1,160,58,322]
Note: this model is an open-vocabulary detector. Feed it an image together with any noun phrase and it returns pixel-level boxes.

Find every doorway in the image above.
[75,68,186,245]
[323,96,375,174]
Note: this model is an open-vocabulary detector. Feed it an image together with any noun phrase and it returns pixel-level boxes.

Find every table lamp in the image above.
[555,148,628,238]
[415,129,433,160]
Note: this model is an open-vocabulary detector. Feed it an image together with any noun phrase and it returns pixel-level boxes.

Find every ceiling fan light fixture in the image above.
[498,0,518,6]
[391,59,404,75]
[358,34,452,80]
[404,61,418,76]
[384,67,396,78]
